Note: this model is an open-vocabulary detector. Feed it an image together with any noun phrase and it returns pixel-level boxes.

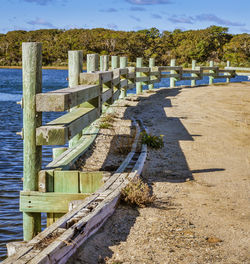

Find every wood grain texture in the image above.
[20,191,89,213]
[36,84,100,112]
[22,42,43,240]
[80,172,103,193]
[36,108,99,145]
[46,126,99,170]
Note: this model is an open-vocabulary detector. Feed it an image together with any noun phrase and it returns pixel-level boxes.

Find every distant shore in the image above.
[0,65,70,70]
[0,65,87,70]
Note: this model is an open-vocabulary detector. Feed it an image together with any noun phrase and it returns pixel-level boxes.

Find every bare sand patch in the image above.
[68,82,250,264]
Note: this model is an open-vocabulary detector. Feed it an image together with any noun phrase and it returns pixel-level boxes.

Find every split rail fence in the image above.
[18,42,249,243]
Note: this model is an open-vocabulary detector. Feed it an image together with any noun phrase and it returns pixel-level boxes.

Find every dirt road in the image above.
[68,82,250,264]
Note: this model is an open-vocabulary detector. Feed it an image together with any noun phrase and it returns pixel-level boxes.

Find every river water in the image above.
[0,68,248,260]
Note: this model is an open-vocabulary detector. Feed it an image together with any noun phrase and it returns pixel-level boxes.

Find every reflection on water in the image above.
[0,68,248,260]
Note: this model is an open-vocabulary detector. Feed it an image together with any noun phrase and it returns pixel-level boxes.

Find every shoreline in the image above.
[0,65,86,70]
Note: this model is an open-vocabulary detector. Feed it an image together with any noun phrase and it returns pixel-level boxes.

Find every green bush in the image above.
[141,131,164,149]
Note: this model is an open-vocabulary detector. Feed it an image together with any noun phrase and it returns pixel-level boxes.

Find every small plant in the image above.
[112,128,136,155]
[101,113,117,123]
[98,113,117,129]
[99,122,113,129]
[121,177,155,208]
[141,131,164,149]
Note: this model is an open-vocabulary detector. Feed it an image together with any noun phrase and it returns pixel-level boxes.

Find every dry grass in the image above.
[121,177,155,208]
[98,113,118,129]
[99,122,113,129]
[101,113,117,123]
[111,127,136,155]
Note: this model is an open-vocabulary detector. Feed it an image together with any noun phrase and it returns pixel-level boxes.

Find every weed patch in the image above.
[121,177,155,208]
[99,122,113,129]
[141,131,164,149]
[98,113,117,129]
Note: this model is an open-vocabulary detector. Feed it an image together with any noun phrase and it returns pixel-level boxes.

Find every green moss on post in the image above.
[209,60,214,85]
[136,57,143,94]
[22,42,42,241]
[120,57,128,98]
[87,54,99,72]
[100,55,109,71]
[111,56,119,69]
[68,50,83,148]
[170,59,176,88]
[149,58,155,90]
[191,60,196,87]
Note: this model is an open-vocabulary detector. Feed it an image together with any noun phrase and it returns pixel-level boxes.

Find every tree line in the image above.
[0,26,249,67]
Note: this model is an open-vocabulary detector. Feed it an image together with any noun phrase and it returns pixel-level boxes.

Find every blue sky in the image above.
[1,0,249,34]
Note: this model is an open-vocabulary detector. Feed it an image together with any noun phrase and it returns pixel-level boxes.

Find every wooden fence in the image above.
[19,42,249,242]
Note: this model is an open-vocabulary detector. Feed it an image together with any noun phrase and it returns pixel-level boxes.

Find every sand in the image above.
[68,82,250,264]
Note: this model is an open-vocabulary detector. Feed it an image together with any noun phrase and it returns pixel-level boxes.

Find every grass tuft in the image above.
[141,131,164,149]
[99,122,113,129]
[98,113,117,129]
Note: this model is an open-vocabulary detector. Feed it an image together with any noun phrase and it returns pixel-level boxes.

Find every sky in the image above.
[0,0,249,34]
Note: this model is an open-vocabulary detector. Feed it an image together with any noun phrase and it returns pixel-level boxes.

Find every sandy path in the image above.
[68,82,250,264]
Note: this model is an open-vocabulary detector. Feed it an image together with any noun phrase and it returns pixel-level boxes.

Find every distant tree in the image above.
[0,26,249,67]
[223,34,250,66]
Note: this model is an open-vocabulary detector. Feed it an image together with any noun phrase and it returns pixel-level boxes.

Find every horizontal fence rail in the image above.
[16,42,249,243]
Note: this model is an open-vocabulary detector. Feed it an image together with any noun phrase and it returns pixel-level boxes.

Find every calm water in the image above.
[0,68,248,260]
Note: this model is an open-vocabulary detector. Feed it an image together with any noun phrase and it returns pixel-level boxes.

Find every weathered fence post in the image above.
[68,50,83,148]
[149,58,155,90]
[100,55,109,71]
[22,42,42,241]
[111,56,119,69]
[191,60,196,87]
[226,60,231,83]
[120,56,128,68]
[170,59,176,88]
[136,57,143,94]
[86,53,102,116]
[120,57,128,98]
[87,54,99,72]
[209,60,214,85]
